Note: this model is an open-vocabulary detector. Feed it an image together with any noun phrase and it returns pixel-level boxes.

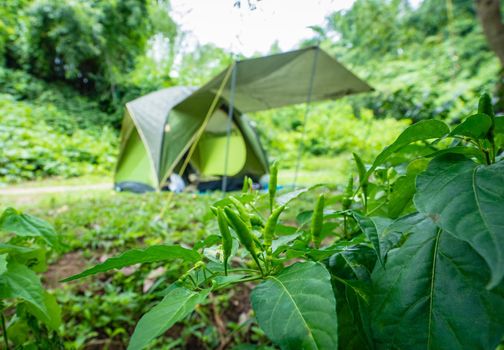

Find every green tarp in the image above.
[191,46,373,113]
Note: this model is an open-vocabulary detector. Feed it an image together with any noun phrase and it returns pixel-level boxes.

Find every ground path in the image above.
[0,183,111,196]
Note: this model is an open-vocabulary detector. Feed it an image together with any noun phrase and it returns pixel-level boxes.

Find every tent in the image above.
[114,46,372,192]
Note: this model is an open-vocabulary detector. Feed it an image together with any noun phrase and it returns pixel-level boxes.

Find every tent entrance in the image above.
[190,109,246,177]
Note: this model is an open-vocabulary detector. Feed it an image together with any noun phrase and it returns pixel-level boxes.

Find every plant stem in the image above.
[227,268,259,273]
[188,274,198,288]
[484,149,491,165]
[213,275,263,291]
[1,312,9,350]
[251,255,264,276]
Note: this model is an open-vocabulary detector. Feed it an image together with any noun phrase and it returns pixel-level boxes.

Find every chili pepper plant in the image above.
[0,208,63,349]
[64,94,504,350]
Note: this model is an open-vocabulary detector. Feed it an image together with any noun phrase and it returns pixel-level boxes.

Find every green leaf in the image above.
[388,158,429,218]
[388,175,416,218]
[62,245,201,282]
[0,254,7,275]
[449,113,492,140]
[327,246,376,350]
[0,208,60,249]
[366,120,449,179]
[380,213,430,258]
[414,155,504,288]
[425,146,485,163]
[351,213,389,266]
[25,291,61,330]
[275,185,322,206]
[0,262,48,319]
[333,281,372,350]
[8,245,47,273]
[128,286,210,350]
[251,262,338,350]
[0,243,38,255]
[327,245,377,283]
[371,214,504,349]
[193,234,221,250]
[495,116,504,134]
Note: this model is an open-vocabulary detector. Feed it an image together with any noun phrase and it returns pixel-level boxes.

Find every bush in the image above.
[0,94,117,184]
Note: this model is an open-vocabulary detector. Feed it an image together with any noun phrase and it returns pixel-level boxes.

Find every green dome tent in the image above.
[114,46,372,192]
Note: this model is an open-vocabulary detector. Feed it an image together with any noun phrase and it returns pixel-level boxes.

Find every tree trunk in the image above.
[475,0,504,112]
[475,0,504,66]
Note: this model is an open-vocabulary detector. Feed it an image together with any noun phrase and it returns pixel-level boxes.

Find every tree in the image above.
[475,0,504,111]
[475,0,504,66]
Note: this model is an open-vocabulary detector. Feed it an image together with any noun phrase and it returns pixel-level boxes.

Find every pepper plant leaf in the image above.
[495,116,504,133]
[351,212,390,266]
[388,158,429,219]
[327,246,376,350]
[449,113,492,140]
[414,154,504,288]
[366,119,449,179]
[251,261,338,350]
[371,214,504,349]
[25,291,62,330]
[0,208,61,249]
[128,286,210,350]
[0,262,48,319]
[424,146,485,163]
[62,245,201,282]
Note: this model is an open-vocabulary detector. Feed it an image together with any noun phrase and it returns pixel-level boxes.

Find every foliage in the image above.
[0,207,63,348]
[65,94,504,349]
[0,0,179,124]
[254,103,409,165]
[2,191,276,349]
[17,0,151,92]
[0,94,117,184]
[319,0,501,121]
[0,67,117,130]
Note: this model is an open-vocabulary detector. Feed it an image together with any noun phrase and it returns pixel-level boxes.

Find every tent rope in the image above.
[293,47,319,188]
[177,63,236,179]
[221,62,238,193]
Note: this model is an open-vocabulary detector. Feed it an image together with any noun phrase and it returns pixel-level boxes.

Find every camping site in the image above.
[1,0,504,349]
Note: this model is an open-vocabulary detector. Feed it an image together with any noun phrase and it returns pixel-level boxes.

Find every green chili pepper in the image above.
[269,161,278,212]
[478,93,496,162]
[311,194,325,248]
[250,214,265,228]
[229,196,251,225]
[263,205,286,250]
[210,206,218,217]
[224,207,263,274]
[217,208,233,275]
[478,93,495,117]
[342,175,353,211]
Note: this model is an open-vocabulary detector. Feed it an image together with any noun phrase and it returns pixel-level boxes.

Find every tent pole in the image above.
[222,62,238,193]
[175,64,235,183]
[293,46,319,188]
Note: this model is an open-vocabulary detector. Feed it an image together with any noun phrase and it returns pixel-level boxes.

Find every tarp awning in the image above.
[183,46,373,113]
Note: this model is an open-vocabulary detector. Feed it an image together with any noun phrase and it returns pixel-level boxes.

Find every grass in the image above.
[279,155,352,186]
[0,167,332,348]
